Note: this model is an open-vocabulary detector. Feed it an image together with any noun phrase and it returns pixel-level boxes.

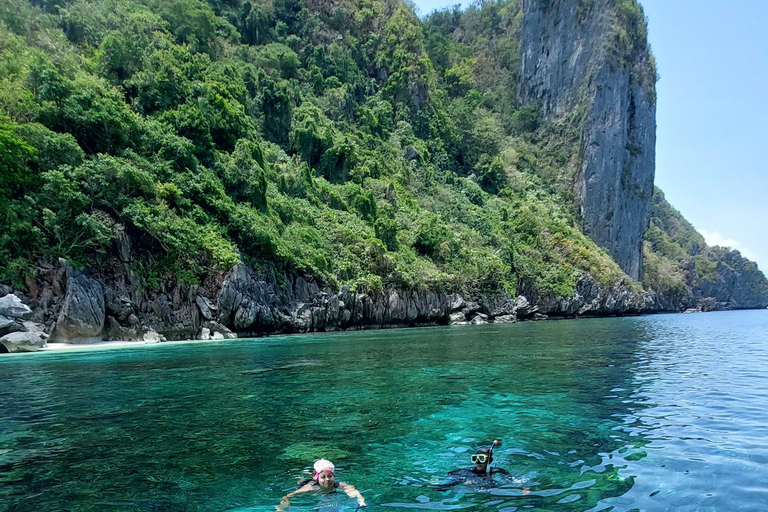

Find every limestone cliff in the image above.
[520,0,656,280]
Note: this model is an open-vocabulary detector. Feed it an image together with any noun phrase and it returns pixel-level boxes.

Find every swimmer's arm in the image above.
[276,483,314,511]
[339,482,367,507]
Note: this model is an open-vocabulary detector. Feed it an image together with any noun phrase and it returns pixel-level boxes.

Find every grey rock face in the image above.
[217,265,457,335]
[144,294,200,341]
[523,274,653,317]
[520,0,656,280]
[51,265,106,343]
[0,294,33,321]
[0,331,48,352]
[0,315,24,337]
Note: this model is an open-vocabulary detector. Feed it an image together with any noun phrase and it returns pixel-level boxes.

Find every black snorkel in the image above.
[487,439,499,476]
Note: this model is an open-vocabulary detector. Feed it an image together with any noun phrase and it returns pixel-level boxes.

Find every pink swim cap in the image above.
[313,459,335,480]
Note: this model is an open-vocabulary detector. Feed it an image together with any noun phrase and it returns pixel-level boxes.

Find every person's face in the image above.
[317,470,335,488]
[472,453,489,472]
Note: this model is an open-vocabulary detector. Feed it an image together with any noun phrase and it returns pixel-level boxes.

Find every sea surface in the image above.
[2,310,768,512]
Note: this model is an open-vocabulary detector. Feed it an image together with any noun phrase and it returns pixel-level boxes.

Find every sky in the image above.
[411,0,768,275]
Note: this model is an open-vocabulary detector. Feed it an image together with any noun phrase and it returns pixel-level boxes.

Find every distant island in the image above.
[1,0,766,351]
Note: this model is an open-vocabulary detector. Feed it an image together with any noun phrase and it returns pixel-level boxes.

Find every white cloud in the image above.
[698,229,767,275]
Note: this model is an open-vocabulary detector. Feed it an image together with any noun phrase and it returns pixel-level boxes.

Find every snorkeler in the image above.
[276,459,366,511]
[446,442,508,485]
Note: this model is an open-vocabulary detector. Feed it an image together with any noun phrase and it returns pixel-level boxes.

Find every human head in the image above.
[313,459,335,488]
[471,446,493,471]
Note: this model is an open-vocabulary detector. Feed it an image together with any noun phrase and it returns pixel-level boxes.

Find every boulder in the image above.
[469,313,489,325]
[0,294,33,321]
[513,296,537,318]
[493,315,516,324]
[0,315,24,337]
[21,321,46,333]
[0,331,47,353]
[202,321,236,339]
[51,265,105,343]
[449,312,467,325]
[143,330,165,343]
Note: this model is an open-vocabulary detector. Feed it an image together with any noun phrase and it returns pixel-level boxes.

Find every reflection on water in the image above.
[1,310,767,511]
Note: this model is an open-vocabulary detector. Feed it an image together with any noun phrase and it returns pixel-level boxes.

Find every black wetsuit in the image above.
[443,466,509,487]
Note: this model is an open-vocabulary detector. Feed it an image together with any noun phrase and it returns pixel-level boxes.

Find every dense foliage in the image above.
[2,0,753,307]
[643,188,768,305]
[0,0,633,297]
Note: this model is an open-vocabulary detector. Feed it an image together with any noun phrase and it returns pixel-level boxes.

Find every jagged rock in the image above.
[494,315,516,324]
[325,295,342,330]
[448,294,466,312]
[218,265,286,334]
[449,312,467,325]
[105,290,135,322]
[533,313,548,321]
[51,265,105,343]
[115,225,132,262]
[480,293,515,317]
[0,316,24,337]
[291,275,320,302]
[0,331,47,352]
[526,275,654,318]
[105,316,142,341]
[195,295,217,321]
[513,296,538,318]
[0,284,12,296]
[291,303,314,332]
[21,321,46,333]
[698,297,717,312]
[199,327,211,340]
[202,321,236,339]
[150,296,172,321]
[127,314,140,326]
[0,294,33,321]
[151,302,200,340]
[462,301,481,316]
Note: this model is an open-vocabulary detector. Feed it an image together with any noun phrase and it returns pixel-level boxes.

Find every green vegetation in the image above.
[0,0,652,299]
[643,188,768,304]
[607,0,657,100]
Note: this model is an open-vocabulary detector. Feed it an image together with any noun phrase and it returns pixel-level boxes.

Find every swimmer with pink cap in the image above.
[276,458,366,511]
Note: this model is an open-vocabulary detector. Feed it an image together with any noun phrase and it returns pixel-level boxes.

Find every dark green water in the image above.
[2,310,768,511]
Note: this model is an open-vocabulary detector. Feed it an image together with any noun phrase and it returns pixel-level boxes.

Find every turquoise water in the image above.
[2,310,768,511]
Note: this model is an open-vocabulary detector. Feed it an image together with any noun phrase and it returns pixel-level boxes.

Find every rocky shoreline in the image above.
[5,255,763,353]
